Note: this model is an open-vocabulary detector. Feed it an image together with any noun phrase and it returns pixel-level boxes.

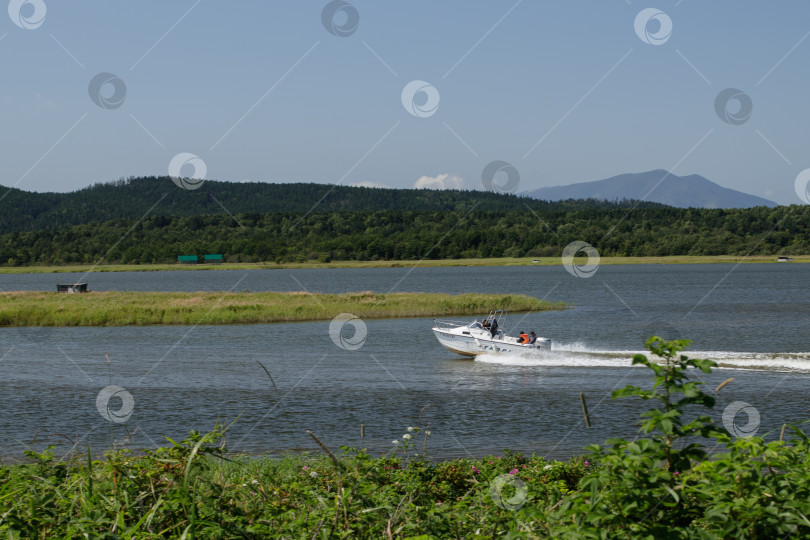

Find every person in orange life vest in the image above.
[519,331,529,344]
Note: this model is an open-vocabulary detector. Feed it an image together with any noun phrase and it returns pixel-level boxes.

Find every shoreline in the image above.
[0,255,806,274]
[0,291,562,327]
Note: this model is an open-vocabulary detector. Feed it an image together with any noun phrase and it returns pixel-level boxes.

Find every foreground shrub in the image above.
[549,337,810,539]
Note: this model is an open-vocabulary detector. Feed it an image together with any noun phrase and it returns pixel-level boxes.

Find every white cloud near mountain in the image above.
[414,174,464,190]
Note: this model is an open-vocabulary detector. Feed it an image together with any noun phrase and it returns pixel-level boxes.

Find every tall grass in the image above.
[0,291,563,326]
[0,427,587,538]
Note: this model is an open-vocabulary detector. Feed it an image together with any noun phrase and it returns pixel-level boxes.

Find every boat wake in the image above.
[474,342,810,372]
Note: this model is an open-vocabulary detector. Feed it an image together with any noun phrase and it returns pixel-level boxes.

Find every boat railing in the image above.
[433,319,474,330]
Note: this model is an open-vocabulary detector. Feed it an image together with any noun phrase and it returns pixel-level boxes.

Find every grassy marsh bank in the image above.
[0,430,588,538]
[0,291,562,327]
[0,255,806,274]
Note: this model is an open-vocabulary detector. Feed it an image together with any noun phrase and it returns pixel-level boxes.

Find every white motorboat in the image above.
[431,310,551,357]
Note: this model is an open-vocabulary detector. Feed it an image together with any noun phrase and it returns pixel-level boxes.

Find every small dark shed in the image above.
[57,283,89,293]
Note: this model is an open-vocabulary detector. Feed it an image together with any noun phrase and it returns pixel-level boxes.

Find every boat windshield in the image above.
[469,321,482,328]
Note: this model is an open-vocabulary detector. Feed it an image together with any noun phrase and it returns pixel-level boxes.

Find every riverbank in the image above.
[0,291,561,326]
[0,430,585,537]
[2,423,807,537]
[0,255,806,273]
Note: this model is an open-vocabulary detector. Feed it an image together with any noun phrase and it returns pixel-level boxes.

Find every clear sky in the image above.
[2,1,809,204]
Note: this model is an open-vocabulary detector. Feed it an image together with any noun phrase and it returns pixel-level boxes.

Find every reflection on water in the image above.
[1,264,809,460]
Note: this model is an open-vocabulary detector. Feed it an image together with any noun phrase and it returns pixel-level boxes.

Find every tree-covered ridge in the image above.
[1,205,807,266]
[0,177,662,235]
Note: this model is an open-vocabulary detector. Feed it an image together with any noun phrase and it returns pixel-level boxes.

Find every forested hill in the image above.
[0,177,663,235]
[1,205,807,266]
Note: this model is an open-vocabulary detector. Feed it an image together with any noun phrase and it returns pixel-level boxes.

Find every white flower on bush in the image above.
[310,471,318,478]
[392,440,399,445]
[402,434,412,440]
[407,427,415,432]
[425,430,431,436]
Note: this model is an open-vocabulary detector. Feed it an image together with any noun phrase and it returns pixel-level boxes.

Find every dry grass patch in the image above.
[0,291,564,327]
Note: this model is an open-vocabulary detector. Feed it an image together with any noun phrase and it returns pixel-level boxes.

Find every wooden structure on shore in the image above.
[57,283,89,293]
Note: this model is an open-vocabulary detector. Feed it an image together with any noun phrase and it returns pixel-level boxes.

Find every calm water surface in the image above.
[1,264,809,460]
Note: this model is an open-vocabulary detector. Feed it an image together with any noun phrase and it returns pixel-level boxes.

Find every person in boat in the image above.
[529,331,537,344]
[481,318,491,329]
[519,331,529,344]
[489,316,498,338]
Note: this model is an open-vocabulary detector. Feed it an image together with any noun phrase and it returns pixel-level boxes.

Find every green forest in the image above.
[1,203,807,266]
[0,176,654,236]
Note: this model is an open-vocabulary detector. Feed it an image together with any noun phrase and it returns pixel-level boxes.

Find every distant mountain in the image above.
[0,177,662,235]
[523,170,777,209]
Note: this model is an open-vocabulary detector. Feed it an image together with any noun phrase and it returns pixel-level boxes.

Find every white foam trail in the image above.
[475,347,635,368]
[474,343,810,372]
[550,341,637,354]
[690,351,810,372]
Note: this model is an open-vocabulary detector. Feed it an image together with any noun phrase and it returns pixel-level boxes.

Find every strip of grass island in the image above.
[0,291,563,327]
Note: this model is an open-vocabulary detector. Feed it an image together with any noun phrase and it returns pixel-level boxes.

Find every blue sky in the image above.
[2,1,809,204]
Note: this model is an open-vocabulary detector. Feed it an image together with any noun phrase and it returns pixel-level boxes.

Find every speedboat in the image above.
[431,310,551,357]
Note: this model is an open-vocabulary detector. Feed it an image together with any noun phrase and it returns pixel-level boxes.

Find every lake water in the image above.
[1,264,809,461]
